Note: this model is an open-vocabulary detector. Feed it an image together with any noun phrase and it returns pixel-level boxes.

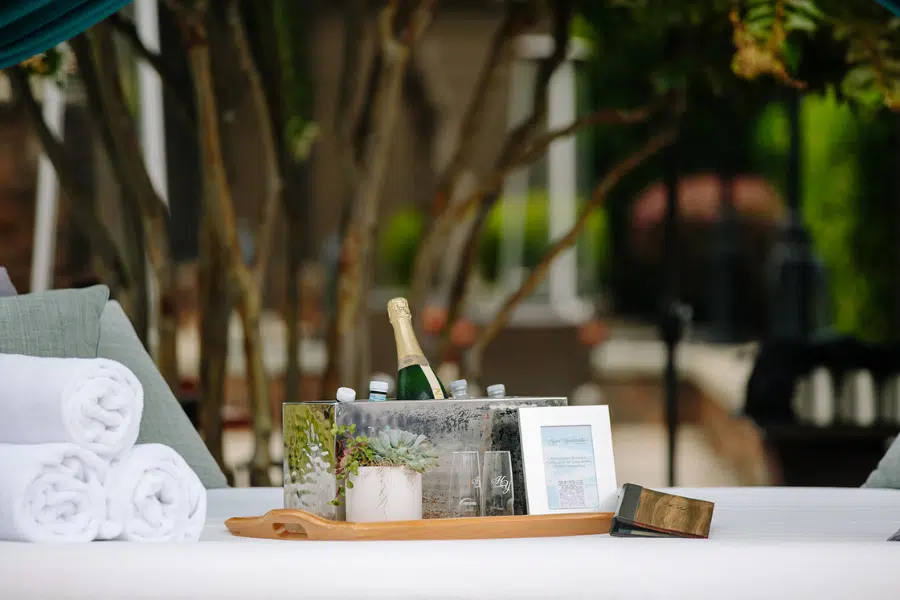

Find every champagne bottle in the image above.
[387,298,449,400]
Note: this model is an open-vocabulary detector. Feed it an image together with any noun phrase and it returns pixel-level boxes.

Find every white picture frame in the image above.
[518,405,618,515]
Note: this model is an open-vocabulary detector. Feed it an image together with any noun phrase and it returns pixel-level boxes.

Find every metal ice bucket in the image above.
[283,397,566,520]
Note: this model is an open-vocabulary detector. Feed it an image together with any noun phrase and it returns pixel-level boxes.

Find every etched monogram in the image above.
[491,475,511,495]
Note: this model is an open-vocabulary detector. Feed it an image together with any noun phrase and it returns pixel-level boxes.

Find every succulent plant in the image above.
[330,425,439,506]
[369,428,439,474]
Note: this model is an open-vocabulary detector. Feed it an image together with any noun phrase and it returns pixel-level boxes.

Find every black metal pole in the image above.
[662,110,682,488]
[711,115,739,343]
[787,89,811,339]
[768,88,816,342]
[787,89,801,215]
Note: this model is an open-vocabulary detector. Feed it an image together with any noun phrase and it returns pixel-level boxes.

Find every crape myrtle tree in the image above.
[10,0,315,486]
[10,0,900,485]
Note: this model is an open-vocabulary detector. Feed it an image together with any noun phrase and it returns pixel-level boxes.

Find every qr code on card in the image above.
[558,479,587,508]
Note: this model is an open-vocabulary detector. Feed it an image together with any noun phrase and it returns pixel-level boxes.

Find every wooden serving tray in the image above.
[226,509,614,541]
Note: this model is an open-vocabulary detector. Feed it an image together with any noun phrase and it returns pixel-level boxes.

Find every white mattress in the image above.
[2,486,899,599]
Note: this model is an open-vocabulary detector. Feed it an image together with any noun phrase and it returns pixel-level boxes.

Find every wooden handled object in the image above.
[226,509,614,541]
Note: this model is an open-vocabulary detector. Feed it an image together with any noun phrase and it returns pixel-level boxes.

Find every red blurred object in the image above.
[578,319,609,347]
[421,305,446,335]
[179,378,199,395]
[632,174,782,229]
[450,319,478,348]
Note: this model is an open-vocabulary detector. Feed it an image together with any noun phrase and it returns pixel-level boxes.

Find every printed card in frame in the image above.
[518,405,618,515]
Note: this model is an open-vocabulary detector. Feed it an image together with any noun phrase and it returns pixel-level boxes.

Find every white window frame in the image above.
[484,34,594,326]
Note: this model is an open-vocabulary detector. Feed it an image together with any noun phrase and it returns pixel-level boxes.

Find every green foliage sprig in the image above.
[577,1,900,112]
[330,425,439,506]
[18,44,75,86]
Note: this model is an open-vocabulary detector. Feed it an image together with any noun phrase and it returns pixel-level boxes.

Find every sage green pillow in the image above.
[97,300,228,489]
[0,285,109,357]
[864,436,900,489]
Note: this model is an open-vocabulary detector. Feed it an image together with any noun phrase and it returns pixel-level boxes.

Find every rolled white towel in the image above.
[102,444,206,542]
[0,443,108,542]
[0,354,143,460]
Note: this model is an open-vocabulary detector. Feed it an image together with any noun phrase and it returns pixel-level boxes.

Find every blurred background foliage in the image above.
[751,93,900,342]
[371,1,900,341]
[377,193,610,290]
[568,0,900,342]
[476,191,609,286]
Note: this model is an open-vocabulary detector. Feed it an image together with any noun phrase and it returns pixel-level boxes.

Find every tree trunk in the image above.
[236,277,272,486]
[322,0,366,397]
[71,35,153,343]
[8,68,130,295]
[247,0,315,405]
[437,197,495,361]
[185,11,273,485]
[285,205,305,402]
[333,2,435,391]
[321,197,351,397]
[122,197,151,346]
[198,222,230,473]
[227,0,286,484]
[73,28,180,391]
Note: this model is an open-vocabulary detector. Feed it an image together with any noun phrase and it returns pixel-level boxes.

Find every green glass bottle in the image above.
[387,297,449,400]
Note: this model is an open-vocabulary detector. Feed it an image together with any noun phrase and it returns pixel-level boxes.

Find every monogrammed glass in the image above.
[481,451,514,517]
[449,451,482,518]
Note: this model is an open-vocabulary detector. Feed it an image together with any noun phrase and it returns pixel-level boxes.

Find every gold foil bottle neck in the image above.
[387,297,412,322]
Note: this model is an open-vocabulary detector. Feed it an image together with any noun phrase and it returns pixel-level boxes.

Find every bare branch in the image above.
[467,127,677,377]
[453,103,659,224]
[516,101,661,164]
[495,0,575,168]
[106,11,195,131]
[430,3,536,215]
[329,0,435,390]
[72,29,181,387]
[436,100,651,360]
[70,33,148,319]
[225,0,284,284]
[184,7,273,484]
[8,67,130,291]
[79,25,171,270]
[336,0,367,133]
[108,13,172,84]
[161,0,196,28]
[417,0,575,331]
[407,2,536,311]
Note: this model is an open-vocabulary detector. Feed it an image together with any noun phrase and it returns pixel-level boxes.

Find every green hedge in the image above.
[378,207,425,286]
[377,192,611,290]
[478,191,609,287]
[753,89,896,342]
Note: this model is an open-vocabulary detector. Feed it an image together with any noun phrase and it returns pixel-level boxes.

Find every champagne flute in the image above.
[448,451,482,518]
[481,451,514,517]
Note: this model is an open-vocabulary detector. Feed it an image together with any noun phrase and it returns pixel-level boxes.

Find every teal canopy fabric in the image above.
[0,0,133,70]
[875,1,900,16]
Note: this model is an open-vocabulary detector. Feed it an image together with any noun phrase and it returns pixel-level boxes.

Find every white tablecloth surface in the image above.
[2,486,899,599]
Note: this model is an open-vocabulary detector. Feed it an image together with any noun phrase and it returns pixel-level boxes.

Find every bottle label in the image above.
[421,365,444,399]
[398,354,424,369]
[369,392,387,402]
